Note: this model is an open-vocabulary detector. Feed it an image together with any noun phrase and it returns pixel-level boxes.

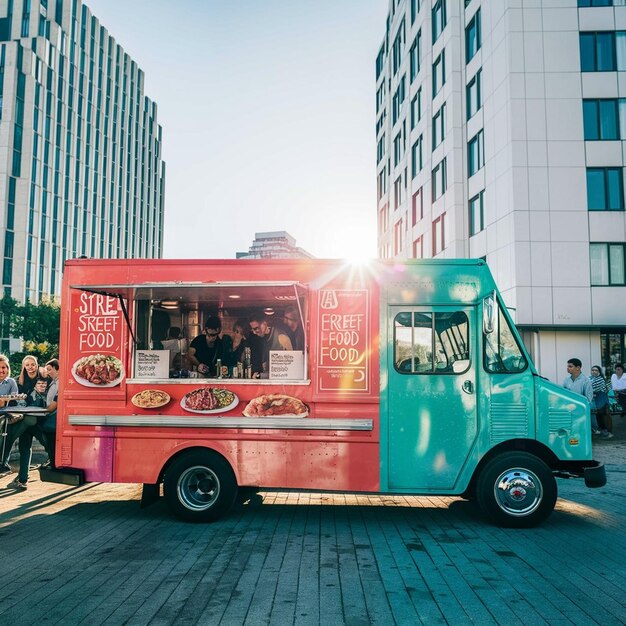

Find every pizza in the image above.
[242,394,308,417]
[131,389,170,409]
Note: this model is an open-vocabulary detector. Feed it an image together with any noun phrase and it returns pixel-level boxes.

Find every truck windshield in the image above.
[483,303,527,374]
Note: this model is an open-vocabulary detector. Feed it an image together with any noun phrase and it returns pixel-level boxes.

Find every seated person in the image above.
[188,316,232,377]
[7,377,50,491]
[249,312,293,376]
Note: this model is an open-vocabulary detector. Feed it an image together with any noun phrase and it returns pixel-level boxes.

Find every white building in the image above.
[376,0,626,381]
[0,0,165,305]
[237,231,314,259]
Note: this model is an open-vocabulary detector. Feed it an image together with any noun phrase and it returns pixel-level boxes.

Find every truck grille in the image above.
[490,402,529,444]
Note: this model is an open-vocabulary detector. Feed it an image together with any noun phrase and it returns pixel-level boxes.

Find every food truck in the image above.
[44,258,606,527]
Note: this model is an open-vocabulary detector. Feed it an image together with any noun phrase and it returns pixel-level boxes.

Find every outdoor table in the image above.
[0,407,49,461]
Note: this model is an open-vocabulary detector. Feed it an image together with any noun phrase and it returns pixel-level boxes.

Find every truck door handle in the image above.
[462,380,474,394]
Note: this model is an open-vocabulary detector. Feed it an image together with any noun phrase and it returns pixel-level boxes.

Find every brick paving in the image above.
[0,421,624,625]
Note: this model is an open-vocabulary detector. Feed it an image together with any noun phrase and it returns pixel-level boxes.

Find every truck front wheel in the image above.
[476,452,557,528]
[163,450,237,522]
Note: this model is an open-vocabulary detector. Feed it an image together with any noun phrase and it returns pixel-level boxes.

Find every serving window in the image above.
[131,282,308,382]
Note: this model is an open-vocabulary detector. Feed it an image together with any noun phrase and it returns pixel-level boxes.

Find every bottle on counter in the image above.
[216,359,222,378]
[243,347,252,379]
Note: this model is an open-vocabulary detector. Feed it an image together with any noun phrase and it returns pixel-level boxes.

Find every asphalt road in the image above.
[0,425,624,625]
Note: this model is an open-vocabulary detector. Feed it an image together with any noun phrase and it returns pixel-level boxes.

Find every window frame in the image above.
[466,70,482,120]
[393,310,471,375]
[468,129,485,177]
[586,167,624,211]
[590,242,626,286]
[469,190,485,236]
[465,8,481,63]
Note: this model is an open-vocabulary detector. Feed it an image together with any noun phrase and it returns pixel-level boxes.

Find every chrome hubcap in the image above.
[494,467,542,517]
[177,465,220,511]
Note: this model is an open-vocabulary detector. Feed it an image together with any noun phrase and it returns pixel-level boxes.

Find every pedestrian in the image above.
[610,363,626,417]
[562,358,597,434]
[590,365,613,440]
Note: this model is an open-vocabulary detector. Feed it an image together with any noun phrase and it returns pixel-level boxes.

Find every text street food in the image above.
[182,387,236,412]
[243,394,308,417]
[131,389,170,409]
[74,354,123,386]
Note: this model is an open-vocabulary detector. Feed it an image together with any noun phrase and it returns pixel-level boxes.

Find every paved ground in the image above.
[0,420,624,625]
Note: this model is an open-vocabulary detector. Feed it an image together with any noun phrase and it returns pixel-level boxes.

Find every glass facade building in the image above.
[0,0,165,302]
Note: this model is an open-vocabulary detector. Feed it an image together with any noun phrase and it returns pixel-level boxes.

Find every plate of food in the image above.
[180,387,238,414]
[131,389,171,409]
[0,394,27,402]
[242,394,309,417]
[72,354,124,387]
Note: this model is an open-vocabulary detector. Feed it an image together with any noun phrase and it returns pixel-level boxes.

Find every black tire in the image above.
[163,450,237,522]
[476,452,557,528]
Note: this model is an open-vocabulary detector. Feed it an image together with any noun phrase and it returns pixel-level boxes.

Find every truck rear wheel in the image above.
[163,450,237,522]
[476,452,557,528]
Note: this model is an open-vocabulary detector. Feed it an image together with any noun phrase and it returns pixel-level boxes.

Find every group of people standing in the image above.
[187,306,304,378]
[563,358,626,440]
[0,354,59,491]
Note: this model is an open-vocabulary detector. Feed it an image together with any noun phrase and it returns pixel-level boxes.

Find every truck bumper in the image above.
[554,460,606,488]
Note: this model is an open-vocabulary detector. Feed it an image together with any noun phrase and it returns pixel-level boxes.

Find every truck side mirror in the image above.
[483,292,496,335]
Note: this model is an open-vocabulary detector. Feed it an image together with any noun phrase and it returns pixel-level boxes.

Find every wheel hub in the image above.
[494,468,542,517]
[177,465,220,511]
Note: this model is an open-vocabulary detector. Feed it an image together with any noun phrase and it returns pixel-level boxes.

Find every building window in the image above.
[586,167,624,210]
[377,168,387,200]
[394,175,403,209]
[579,31,626,71]
[393,128,405,166]
[411,136,423,178]
[392,18,405,76]
[432,0,447,43]
[432,103,446,149]
[466,70,482,120]
[432,50,446,96]
[411,0,420,24]
[432,213,446,255]
[583,98,625,140]
[412,187,423,225]
[590,243,626,285]
[432,158,447,201]
[412,235,424,258]
[376,44,385,80]
[410,30,422,82]
[376,81,386,114]
[466,8,481,62]
[579,0,624,6]
[394,218,404,255]
[376,110,387,136]
[468,130,485,177]
[410,89,422,129]
[469,190,485,236]
[377,133,386,164]
[600,331,626,377]
[392,75,406,125]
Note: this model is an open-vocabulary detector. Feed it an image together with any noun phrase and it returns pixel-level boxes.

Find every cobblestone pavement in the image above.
[0,421,624,625]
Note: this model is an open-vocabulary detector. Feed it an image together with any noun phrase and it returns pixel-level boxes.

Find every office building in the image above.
[376,0,626,380]
[0,0,165,303]
[237,231,314,259]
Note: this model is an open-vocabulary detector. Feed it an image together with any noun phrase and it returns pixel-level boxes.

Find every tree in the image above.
[0,296,60,375]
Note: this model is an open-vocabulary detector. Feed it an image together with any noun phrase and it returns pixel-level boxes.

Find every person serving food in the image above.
[187,316,232,377]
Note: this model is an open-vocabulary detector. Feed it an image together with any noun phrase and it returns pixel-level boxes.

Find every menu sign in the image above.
[68,291,125,389]
[317,289,369,392]
[135,350,170,379]
[269,351,304,380]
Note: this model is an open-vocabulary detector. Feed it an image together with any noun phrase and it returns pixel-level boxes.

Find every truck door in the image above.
[387,306,478,490]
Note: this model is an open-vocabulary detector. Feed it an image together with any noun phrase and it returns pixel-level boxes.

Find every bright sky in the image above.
[85,1,387,260]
